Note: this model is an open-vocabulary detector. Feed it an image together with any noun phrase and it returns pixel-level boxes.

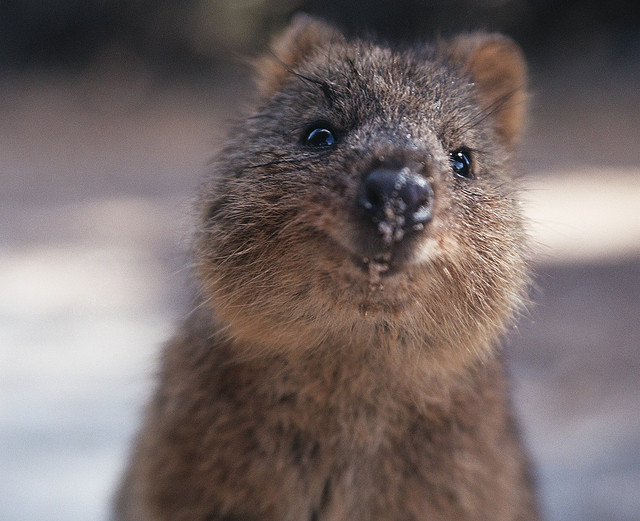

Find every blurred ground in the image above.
[1,52,639,521]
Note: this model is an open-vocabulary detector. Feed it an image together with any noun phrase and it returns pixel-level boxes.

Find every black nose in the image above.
[358,167,433,229]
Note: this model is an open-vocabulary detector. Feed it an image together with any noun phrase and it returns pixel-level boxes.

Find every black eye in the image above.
[449,149,474,179]
[303,124,337,148]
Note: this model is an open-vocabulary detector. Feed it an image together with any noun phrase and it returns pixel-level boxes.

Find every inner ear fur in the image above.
[255,14,343,96]
[447,33,528,147]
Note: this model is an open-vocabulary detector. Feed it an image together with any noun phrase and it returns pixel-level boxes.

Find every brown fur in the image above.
[114,15,540,521]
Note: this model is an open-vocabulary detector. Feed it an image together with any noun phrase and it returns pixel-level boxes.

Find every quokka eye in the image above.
[302,122,337,148]
[449,149,474,179]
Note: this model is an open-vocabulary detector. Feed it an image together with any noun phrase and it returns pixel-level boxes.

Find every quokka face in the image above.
[196,17,529,370]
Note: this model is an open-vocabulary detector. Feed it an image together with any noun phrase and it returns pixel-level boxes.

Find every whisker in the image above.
[247,157,290,169]
[267,50,337,105]
[452,84,525,135]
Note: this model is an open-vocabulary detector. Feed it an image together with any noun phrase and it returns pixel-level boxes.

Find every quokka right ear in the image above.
[446,33,528,148]
[255,14,343,96]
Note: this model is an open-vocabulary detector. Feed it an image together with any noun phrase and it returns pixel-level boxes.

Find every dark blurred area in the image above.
[1,0,638,75]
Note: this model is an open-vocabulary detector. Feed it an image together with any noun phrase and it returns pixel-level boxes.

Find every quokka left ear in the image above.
[446,33,528,147]
[254,14,344,97]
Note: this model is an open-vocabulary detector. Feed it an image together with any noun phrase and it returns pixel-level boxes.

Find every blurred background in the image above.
[1,1,638,520]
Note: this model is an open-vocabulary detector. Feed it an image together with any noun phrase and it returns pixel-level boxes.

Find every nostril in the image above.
[417,190,430,207]
[410,181,434,227]
[360,179,387,214]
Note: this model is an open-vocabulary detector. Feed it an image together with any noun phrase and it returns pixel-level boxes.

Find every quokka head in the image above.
[196,16,529,371]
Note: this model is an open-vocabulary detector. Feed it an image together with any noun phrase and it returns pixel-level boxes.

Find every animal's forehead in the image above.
[302,42,467,107]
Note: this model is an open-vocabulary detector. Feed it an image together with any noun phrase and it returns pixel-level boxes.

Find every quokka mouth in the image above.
[350,229,423,280]
[352,252,404,286]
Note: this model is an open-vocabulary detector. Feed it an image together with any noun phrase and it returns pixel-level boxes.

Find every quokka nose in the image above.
[358,167,434,229]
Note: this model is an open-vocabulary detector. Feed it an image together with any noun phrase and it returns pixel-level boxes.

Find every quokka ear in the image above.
[255,14,343,96]
[446,33,528,147]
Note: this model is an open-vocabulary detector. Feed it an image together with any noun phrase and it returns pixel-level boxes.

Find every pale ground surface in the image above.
[1,64,638,521]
